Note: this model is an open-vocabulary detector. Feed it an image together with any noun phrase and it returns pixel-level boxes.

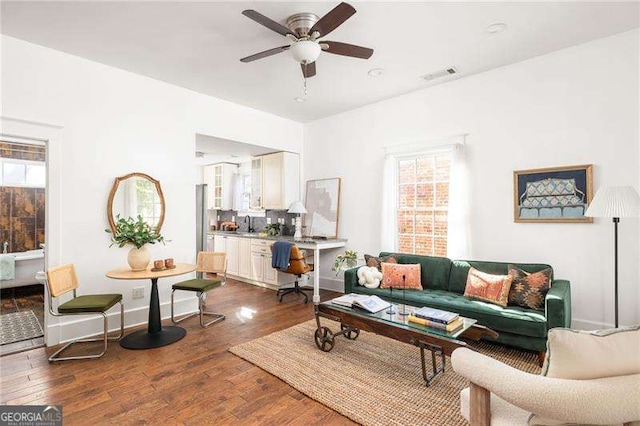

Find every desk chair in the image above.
[271,245,313,303]
[45,264,124,362]
[171,252,226,328]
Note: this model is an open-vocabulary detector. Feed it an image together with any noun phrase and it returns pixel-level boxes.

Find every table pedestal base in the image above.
[120,326,186,350]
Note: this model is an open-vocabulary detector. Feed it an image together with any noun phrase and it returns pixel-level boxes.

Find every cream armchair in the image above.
[452,325,640,426]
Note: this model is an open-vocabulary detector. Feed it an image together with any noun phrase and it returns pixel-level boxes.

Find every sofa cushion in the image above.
[364,254,398,271]
[380,252,451,290]
[463,267,513,307]
[355,286,547,338]
[380,263,422,290]
[508,265,553,311]
[449,260,553,294]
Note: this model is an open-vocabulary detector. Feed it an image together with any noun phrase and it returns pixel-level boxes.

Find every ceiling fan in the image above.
[240,2,374,79]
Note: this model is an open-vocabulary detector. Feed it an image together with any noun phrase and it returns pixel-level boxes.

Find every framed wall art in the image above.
[304,178,341,238]
[513,164,593,223]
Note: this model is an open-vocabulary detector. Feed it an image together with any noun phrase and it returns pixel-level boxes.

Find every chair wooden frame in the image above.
[171,252,226,328]
[45,264,124,362]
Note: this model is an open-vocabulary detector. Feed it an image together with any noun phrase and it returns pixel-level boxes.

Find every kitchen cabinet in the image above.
[250,152,300,210]
[250,239,279,285]
[238,238,252,278]
[213,234,239,276]
[203,163,237,210]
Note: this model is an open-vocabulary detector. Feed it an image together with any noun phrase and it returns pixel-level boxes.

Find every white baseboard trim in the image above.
[46,297,198,345]
[570,318,614,330]
[318,277,345,293]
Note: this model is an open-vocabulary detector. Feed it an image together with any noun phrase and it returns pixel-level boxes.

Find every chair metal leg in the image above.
[171,289,225,328]
[49,301,124,362]
[277,279,312,303]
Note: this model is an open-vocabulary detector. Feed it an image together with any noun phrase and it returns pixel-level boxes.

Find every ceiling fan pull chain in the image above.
[303,64,308,96]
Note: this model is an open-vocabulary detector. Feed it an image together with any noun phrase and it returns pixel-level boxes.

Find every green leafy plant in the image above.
[333,250,358,275]
[264,223,281,237]
[105,215,165,249]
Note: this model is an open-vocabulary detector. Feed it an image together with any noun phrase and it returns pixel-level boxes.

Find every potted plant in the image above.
[106,214,165,271]
[332,250,358,276]
[264,223,282,237]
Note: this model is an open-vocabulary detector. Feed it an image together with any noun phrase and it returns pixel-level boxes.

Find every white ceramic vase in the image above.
[127,246,150,271]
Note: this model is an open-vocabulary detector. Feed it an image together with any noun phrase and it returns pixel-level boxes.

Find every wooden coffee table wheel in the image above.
[341,323,360,340]
[314,326,335,352]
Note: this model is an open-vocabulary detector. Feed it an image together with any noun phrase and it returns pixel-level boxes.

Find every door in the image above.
[263,255,278,285]
[238,238,251,278]
[250,252,264,281]
[226,236,239,276]
[261,153,283,209]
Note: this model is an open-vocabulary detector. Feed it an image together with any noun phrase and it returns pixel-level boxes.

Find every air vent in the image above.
[422,67,458,81]
[195,151,205,158]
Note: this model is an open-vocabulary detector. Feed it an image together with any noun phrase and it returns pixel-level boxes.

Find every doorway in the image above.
[0,139,47,355]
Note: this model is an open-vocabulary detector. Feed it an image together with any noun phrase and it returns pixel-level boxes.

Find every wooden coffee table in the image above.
[315,301,498,386]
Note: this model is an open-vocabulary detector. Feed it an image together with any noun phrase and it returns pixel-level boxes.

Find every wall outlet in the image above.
[217,215,220,220]
[278,218,284,224]
[132,287,144,299]
[231,215,235,222]
[266,217,272,224]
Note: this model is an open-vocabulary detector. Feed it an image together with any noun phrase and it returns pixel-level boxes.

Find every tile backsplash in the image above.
[215,210,297,236]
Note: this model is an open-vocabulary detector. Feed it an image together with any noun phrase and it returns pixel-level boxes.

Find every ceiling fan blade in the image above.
[240,45,290,63]
[323,41,373,59]
[301,61,317,78]
[242,10,293,37]
[309,2,356,38]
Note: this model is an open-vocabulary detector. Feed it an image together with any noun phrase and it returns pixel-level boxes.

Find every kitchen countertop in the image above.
[208,230,347,244]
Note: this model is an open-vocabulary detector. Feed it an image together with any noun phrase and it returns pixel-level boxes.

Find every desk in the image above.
[106,263,196,349]
[295,239,347,304]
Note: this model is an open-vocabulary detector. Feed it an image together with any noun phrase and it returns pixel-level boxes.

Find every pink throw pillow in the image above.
[380,263,422,290]
[463,267,513,307]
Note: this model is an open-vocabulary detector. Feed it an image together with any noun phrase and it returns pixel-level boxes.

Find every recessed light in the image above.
[368,68,384,77]
[486,22,507,34]
[294,97,306,102]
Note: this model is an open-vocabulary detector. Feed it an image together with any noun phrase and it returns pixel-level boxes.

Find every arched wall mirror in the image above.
[107,172,165,234]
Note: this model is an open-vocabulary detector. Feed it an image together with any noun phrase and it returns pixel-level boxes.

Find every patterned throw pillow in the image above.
[380,263,422,290]
[507,265,553,311]
[463,267,513,307]
[364,254,398,271]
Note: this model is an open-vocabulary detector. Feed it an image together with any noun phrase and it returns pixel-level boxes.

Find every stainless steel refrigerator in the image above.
[195,184,209,253]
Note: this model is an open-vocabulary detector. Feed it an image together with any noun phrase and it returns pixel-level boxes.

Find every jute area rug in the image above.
[229,320,540,426]
[0,310,44,345]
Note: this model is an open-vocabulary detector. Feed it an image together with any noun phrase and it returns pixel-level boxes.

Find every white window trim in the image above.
[0,158,46,188]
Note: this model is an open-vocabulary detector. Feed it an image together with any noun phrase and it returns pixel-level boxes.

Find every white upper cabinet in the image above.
[203,163,238,210]
[251,152,300,210]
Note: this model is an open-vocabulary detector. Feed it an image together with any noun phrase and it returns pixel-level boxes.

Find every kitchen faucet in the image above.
[244,215,254,233]
[2,241,8,254]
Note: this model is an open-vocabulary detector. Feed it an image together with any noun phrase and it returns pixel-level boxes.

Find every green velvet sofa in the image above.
[344,252,572,353]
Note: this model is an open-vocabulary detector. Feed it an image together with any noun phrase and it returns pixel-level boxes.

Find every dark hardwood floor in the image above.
[0,279,356,425]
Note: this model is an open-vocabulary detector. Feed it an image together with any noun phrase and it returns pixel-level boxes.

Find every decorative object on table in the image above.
[153,260,164,270]
[164,258,174,268]
[585,185,640,328]
[513,164,593,223]
[400,275,409,316]
[385,286,396,315]
[332,249,358,276]
[356,266,382,289]
[304,178,341,238]
[106,214,165,271]
[107,172,166,234]
[287,200,307,239]
[263,222,282,237]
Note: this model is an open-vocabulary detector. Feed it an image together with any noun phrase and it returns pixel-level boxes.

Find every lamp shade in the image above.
[290,40,321,64]
[585,186,640,218]
[288,200,307,214]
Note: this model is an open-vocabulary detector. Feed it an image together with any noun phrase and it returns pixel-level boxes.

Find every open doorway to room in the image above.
[0,139,47,355]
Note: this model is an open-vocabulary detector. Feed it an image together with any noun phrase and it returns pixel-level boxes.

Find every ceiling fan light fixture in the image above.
[367,68,384,77]
[290,40,321,64]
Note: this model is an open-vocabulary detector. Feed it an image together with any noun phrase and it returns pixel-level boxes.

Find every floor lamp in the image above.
[585,186,640,328]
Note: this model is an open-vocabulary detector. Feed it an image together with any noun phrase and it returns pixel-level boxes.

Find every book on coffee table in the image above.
[407,314,465,332]
[331,293,392,313]
[414,306,459,324]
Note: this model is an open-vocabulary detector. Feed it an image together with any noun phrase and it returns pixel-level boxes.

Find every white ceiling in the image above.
[2,2,639,123]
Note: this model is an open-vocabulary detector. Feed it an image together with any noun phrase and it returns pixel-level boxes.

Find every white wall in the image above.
[304,30,640,329]
[1,35,303,344]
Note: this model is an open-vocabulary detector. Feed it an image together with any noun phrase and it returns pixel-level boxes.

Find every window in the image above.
[396,152,452,256]
[0,159,46,187]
